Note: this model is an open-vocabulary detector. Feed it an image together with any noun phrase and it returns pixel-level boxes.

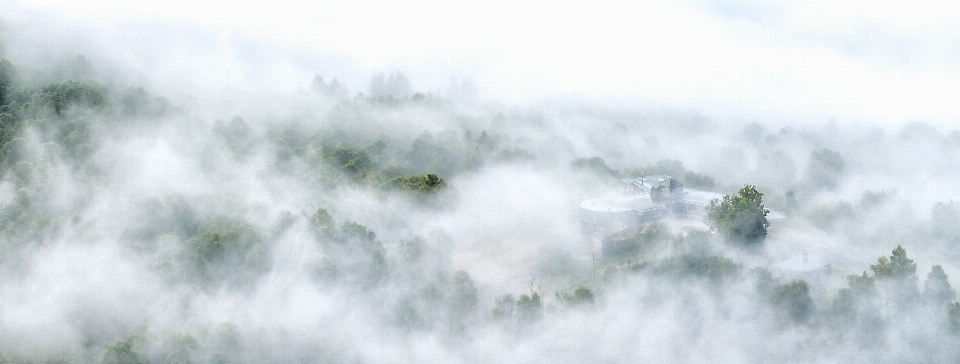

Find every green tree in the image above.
[924,265,955,305]
[831,272,876,320]
[492,294,516,321]
[451,270,478,314]
[949,302,960,333]
[871,245,920,305]
[187,217,269,284]
[706,185,770,245]
[311,208,335,238]
[870,245,916,280]
[804,149,845,190]
[516,292,543,323]
[772,280,814,323]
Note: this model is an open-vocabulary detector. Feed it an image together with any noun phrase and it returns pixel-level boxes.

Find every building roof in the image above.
[579,194,661,213]
[621,175,672,191]
[681,188,724,205]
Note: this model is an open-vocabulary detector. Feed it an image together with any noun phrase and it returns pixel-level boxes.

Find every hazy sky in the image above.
[10,1,960,126]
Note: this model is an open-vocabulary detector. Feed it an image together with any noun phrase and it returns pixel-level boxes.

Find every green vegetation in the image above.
[98,336,146,364]
[772,280,814,323]
[654,254,743,282]
[556,286,595,306]
[186,217,269,285]
[924,265,956,304]
[804,148,845,191]
[870,245,916,280]
[383,173,447,195]
[706,184,770,246]
[516,291,544,323]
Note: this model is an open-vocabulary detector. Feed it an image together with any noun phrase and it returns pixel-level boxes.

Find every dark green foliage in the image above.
[772,280,814,323]
[338,219,377,245]
[706,185,770,245]
[556,286,595,306]
[924,265,955,305]
[39,80,107,115]
[383,173,448,196]
[325,145,371,174]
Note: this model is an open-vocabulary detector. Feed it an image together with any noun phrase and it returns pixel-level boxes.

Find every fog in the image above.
[3,2,960,363]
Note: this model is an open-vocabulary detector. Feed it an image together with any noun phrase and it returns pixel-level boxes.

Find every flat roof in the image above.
[681,188,724,205]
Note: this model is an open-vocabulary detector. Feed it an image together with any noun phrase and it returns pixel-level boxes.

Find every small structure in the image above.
[580,175,724,257]
[592,222,636,258]
[580,175,721,231]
